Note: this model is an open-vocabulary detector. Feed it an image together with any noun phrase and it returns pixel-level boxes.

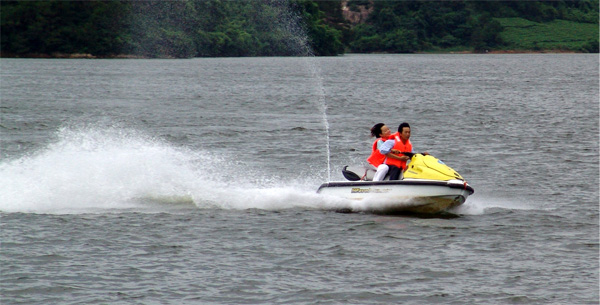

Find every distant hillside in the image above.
[330,0,599,53]
[496,18,598,52]
[1,0,598,58]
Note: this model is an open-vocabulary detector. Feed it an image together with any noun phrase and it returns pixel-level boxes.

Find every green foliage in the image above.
[347,1,501,53]
[497,17,599,51]
[1,0,343,58]
[299,0,344,56]
[469,14,504,51]
[346,0,597,53]
[1,1,129,56]
[1,0,598,57]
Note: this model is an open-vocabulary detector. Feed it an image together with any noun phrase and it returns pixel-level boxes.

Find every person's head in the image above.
[371,123,391,138]
[398,122,411,141]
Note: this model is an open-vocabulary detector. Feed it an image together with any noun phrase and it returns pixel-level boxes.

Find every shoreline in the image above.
[0,49,588,59]
[0,53,150,59]
[444,49,579,54]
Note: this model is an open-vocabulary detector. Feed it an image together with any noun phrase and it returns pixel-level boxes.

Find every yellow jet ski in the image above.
[317,153,474,214]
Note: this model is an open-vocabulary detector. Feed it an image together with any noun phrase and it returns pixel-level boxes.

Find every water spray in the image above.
[275,0,332,181]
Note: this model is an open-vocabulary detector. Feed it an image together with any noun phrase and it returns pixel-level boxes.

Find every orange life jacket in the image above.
[366,137,388,167]
[384,132,412,170]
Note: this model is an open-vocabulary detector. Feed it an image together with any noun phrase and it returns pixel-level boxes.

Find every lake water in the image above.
[1,54,598,304]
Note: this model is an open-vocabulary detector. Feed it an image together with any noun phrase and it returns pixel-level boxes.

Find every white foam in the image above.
[0,126,343,214]
[450,193,543,215]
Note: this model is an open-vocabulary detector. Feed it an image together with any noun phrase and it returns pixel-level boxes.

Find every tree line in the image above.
[1,0,598,58]
[338,0,598,53]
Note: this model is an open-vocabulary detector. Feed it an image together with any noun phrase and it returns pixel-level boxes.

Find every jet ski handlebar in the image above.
[398,152,416,158]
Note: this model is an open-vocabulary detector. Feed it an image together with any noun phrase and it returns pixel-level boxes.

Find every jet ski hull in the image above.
[317,179,474,214]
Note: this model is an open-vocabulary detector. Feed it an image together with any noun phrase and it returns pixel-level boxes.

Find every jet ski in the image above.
[317,153,474,214]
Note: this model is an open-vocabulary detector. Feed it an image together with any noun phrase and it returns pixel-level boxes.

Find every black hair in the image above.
[370,123,385,137]
[398,122,410,133]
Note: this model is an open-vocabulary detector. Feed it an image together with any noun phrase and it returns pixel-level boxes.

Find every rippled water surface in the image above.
[1,54,598,304]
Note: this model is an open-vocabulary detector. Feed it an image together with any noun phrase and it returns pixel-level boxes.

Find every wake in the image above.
[0,126,341,214]
[1,126,540,216]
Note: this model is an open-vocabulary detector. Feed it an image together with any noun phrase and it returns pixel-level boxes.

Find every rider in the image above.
[366,123,391,181]
[385,122,414,180]
[367,123,406,181]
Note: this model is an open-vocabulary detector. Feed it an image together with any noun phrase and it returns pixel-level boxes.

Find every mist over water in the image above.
[275,0,333,180]
[0,125,342,214]
[1,125,196,212]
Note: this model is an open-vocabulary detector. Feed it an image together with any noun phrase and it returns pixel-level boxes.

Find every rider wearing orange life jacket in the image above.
[385,122,414,180]
[366,123,392,181]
